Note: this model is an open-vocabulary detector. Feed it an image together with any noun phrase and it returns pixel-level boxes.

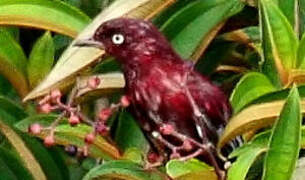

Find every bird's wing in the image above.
[186,71,232,143]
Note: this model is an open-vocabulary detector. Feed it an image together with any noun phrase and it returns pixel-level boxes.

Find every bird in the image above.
[75,18,232,180]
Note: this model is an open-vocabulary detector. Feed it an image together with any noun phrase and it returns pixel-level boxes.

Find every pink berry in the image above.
[44,135,55,147]
[98,108,112,121]
[87,76,100,89]
[28,123,42,135]
[69,114,80,126]
[159,124,174,135]
[147,152,159,163]
[85,133,95,144]
[50,89,61,100]
[120,96,130,107]
[95,122,109,136]
[182,140,193,151]
[39,103,52,114]
[170,152,180,159]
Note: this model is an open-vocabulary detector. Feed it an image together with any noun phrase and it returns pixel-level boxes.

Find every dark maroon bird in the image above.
[76,18,232,179]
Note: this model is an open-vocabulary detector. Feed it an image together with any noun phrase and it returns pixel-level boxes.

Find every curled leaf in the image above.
[218,100,305,150]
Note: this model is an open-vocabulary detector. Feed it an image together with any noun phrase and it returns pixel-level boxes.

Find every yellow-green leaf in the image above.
[0,29,28,97]
[0,120,46,180]
[15,114,120,160]
[0,0,90,38]
[28,31,55,88]
[161,0,244,60]
[263,86,301,180]
[166,159,217,180]
[83,160,167,180]
[230,72,276,113]
[218,100,305,150]
[260,0,298,85]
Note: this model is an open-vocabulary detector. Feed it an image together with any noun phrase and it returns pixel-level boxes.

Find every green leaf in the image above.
[228,147,266,180]
[0,119,46,180]
[0,29,28,97]
[20,135,69,180]
[0,96,27,120]
[115,111,149,153]
[0,148,33,180]
[0,155,19,180]
[27,31,55,88]
[228,126,305,180]
[122,148,144,165]
[0,0,91,38]
[161,0,244,60]
[83,160,166,180]
[260,0,298,85]
[274,0,297,30]
[263,86,302,180]
[0,27,19,41]
[15,114,120,160]
[166,159,217,180]
[230,72,276,113]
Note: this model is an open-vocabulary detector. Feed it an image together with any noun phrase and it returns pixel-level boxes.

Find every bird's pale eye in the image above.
[112,34,125,45]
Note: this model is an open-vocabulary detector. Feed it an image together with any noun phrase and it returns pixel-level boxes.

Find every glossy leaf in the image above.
[0,96,27,120]
[121,148,144,165]
[263,86,301,180]
[0,0,90,38]
[250,85,305,105]
[228,126,305,180]
[0,29,28,97]
[15,114,120,159]
[230,72,276,113]
[274,0,297,30]
[166,159,217,180]
[20,135,69,180]
[0,119,46,180]
[218,100,305,150]
[75,73,125,101]
[228,147,266,180]
[260,0,298,86]
[0,148,33,180]
[83,160,166,180]
[115,111,149,153]
[161,0,244,60]
[28,31,55,88]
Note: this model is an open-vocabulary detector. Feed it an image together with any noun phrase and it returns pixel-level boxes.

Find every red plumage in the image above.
[82,18,232,179]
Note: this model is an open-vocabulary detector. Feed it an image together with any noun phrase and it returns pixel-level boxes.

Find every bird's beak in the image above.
[74,38,105,49]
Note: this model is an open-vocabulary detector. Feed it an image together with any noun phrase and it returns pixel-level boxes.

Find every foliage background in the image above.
[0,0,304,179]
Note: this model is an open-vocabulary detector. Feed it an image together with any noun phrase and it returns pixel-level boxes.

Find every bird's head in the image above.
[75,18,179,65]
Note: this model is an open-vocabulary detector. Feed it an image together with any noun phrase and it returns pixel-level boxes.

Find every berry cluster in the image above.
[28,76,130,156]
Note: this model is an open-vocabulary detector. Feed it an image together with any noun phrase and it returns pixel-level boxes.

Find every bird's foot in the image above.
[153,125,226,180]
[143,152,164,170]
